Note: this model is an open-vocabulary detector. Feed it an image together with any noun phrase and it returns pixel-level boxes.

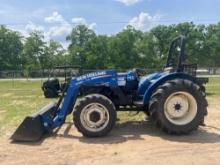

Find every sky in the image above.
[1,0,220,47]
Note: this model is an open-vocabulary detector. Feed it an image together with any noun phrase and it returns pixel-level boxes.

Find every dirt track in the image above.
[0,98,220,165]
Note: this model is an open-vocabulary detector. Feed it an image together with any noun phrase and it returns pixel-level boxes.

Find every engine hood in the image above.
[74,70,118,87]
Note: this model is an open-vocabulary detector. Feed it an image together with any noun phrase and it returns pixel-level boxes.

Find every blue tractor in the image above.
[11,36,208,142]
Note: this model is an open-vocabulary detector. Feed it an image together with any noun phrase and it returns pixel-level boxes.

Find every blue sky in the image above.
[1,0,220,47]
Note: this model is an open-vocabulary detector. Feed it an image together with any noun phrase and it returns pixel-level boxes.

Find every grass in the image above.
[0,80,56,136]
[0,76,219,136]
[205,76,220,97]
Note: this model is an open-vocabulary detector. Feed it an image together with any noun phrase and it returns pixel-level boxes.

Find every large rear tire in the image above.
[149,79,207,134]
[73,94,116,137]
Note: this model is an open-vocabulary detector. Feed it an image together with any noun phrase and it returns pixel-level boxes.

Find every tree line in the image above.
[0,22,220,71]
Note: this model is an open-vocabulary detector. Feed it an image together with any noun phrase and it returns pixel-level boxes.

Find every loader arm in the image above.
[52,70,118,127]
[11,70,118,142]
[52,79,79,128]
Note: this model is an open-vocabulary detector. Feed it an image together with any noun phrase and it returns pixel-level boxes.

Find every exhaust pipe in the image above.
[11,103,57,142]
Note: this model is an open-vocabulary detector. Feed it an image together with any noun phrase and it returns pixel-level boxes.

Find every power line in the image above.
[1,19,220,26]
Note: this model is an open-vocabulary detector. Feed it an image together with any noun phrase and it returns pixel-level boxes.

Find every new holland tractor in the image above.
[11,36,208,142]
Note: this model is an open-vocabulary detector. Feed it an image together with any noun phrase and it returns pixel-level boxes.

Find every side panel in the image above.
[143,72,199,105]
[76,70,118,87]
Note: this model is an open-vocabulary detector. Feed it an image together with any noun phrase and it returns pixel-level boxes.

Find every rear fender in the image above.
[143,72,199,105]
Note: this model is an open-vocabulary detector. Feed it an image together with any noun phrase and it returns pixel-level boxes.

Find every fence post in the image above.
[12,71,15,88]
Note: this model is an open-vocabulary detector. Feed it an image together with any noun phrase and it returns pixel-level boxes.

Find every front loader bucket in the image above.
[11,103,57,142]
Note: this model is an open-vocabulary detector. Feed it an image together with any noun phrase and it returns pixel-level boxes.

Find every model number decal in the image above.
[76,71,107,81]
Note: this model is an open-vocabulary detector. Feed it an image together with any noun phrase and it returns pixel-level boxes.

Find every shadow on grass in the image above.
[11,119,220,146]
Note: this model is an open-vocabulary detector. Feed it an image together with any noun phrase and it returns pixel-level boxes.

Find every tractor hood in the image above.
[74,70,118,87]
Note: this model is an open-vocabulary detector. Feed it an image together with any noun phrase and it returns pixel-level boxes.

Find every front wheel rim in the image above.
[164,92,198,125]
[80,103,110,132]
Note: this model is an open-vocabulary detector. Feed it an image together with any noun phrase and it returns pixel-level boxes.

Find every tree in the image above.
[135,32,159,68]
[85,35,109,69]
[204,23,220,67]
[1,22,220,71]
[67,25,96,68]
[44,40,66,68]
[0,25,23,70]
[22,31,46,70]
[149,25,178,67]
[108,26,143,69]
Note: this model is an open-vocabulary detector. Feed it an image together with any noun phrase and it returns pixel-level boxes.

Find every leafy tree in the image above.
[135,32,159,68]
[67,25,96,68]
[44,40,66,68]
[0,25,23,70]
[85,35,109,69]
[22,31,46,70]
[107,26,143,69]
[204,23,220,67]
[1,22,220,72]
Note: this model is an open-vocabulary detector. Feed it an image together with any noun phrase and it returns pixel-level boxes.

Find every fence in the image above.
[0,67,219,79]
[0,68,161,79]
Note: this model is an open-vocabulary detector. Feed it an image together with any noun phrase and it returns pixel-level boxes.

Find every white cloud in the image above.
[18,13,72,45]
[44,13,97,45]
[25,22,45,32]
[88,23,97,30]
[116,0,142,6]
[9,11,97,48]
[72,17,87,25]
[43,13,97,39]
[46,23,72,39]
[11,22,45,41]
[72,17,97,30]
[128,12,162,30]
[44,11,65,23]
[44,12,72,40]
[60,41,70,50]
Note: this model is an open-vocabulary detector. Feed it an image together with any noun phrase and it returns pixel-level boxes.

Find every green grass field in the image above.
[0,77,219,136]
[205,76,220,97]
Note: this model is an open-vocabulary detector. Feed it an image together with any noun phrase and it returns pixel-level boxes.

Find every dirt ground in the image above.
[0,98,220,165]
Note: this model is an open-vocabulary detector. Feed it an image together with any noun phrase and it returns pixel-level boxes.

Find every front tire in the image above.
[73,94,116,137]
[149,79,207,134]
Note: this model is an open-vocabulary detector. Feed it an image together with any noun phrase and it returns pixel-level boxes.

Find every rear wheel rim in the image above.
[164,91,198,125]
[80,103,110,132]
